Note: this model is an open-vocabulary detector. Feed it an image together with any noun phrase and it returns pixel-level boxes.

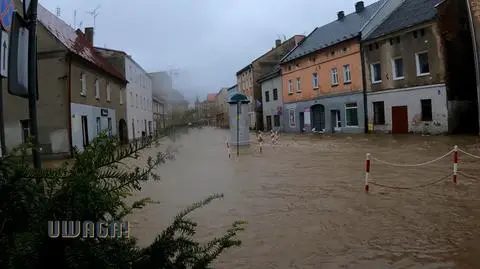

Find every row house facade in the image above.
[236,35,304,130]
[363,0,447,134]
[96,47,154,139]
[4,1,127,156]
[258,65,283,132]
[215,88,229,128]
[280,0,399,133]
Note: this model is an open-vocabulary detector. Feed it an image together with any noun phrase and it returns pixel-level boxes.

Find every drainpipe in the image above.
[67,53,73,157]
[465,0,480,135]
[360,41,369,134]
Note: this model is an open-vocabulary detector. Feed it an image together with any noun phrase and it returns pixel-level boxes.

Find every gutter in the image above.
[67,53,73,157]
[465,0,480,134]
[360,40,369,134]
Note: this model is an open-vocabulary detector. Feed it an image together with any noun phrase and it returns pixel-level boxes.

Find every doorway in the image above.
[330,110,341,132]
[392,106,408,134]
[266,116,272,131]
[311,104,325,131]
[81,115,89,148]
[299,112,305,132]
[119,119,128,144]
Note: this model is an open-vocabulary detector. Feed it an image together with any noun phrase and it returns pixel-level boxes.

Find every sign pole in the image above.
[236,101,239,157]
[27,0,41,168]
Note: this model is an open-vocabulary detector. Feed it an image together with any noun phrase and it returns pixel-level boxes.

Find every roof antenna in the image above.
[86,5,101,28]
[55,6,61,17]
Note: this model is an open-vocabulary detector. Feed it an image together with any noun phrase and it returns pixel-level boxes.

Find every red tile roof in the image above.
[37,4,126,83]
[207,93,216,102]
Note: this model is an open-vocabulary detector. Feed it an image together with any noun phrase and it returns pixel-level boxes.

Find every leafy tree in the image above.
[0,131,245,268]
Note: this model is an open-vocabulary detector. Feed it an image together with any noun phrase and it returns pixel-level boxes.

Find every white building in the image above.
[125,57,153,139]
[95,48,154,140]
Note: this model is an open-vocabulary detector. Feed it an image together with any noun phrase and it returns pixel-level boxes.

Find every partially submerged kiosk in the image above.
[228,93,250,155]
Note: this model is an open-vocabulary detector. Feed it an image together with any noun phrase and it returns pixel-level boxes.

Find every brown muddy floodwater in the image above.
[126,127,480,269]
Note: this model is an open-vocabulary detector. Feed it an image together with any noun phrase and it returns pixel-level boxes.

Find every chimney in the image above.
[275,39,282,48]
[85,27,94,44]
[337,11,345,20]
[355,1,365,13]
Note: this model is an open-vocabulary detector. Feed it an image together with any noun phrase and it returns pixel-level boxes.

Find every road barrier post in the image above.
[453,145,458,184]
[365,153,371,192]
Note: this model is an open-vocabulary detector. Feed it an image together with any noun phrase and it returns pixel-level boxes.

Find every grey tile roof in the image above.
[282,0,385,63]
[366,0,443,41]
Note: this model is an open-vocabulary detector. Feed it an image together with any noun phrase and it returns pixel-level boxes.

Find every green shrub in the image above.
[0,132,245,268]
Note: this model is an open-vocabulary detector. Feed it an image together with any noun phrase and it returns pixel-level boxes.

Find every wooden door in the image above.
[391,106,408,134]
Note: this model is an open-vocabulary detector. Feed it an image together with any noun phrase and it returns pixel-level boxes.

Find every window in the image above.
[106,83,111,102]
[345,103,358,127]
[392,58,404,80]
[107,117,112,136]
[20,119,30,143]
[274,115,280,127]
[96,117,101,134]
[95,78,100,99]
[413,30,418,38]
[415,52,430,76]
[273,88,278,100]
[265,91,270,102]
[130,92,133,106]
[343,64,351,83]
[421,99,433,121]
[136,94,138,107]
[373,101,385,124]
[296,78,301,92]
[80,73,87,96]
[312,73,319,88]
[370,63,382,83]
[120,89,124,105]
[331,68,339,85]
[288,79,293,94]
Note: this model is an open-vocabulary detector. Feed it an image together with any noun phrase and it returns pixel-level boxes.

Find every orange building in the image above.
[280,0,398,133]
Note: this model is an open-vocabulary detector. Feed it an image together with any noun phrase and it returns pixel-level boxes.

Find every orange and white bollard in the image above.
[365,153,370,192]
[453,145,458,184]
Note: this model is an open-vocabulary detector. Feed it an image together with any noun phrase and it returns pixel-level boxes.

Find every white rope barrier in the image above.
[458,148,480,159]
[370,149,454,167]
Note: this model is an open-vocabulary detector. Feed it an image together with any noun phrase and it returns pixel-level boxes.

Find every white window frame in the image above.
[96,117,101,135]
[296,77,301,92]
[331,68,339,85]
[415,51,430,77]
[106,82,111,102]
[345,102,359,127]
[136,94,138,108]
[288,79,293,94]
[370,62,382,84]
[120,88,124,105]
[391,57,405,80]
[343,64,351,83]
[80,73,87,96]
[130,92,133,107]
[95,78,100,99]
[312,73,318,89]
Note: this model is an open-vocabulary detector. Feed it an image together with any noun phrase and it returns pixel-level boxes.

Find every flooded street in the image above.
[127,127,480,269]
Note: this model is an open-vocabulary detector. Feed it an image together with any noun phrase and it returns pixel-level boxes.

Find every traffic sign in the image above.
[0,30,8,77]
[0,0,13,32]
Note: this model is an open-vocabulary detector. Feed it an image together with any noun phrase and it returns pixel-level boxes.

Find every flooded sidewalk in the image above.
[127,127,480,269]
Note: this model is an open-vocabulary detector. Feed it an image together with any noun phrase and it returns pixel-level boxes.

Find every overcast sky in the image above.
[38,0,376,102]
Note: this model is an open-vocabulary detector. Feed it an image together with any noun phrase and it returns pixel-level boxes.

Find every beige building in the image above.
[215,88,229,127]
[3,1,127,157]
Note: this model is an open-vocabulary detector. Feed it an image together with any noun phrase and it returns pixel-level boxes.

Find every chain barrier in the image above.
[369,173,452,190]
[364,145,480,192]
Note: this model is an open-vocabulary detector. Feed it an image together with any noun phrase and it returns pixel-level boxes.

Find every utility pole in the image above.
[27,0,41,168]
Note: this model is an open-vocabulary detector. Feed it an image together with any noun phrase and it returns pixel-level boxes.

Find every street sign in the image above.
[0,30,8,77]
[0,0,13,32]
[8,11,28,98]
[23,0,31,18]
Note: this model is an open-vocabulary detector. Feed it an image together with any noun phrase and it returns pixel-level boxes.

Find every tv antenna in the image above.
[56,6,61,17]
[86,5,101,28]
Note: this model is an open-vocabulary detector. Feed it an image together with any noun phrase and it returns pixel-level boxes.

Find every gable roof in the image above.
[207,93,216,102]
[282,0,385,63]
[365,0,443,41]
[38,4,126,83]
